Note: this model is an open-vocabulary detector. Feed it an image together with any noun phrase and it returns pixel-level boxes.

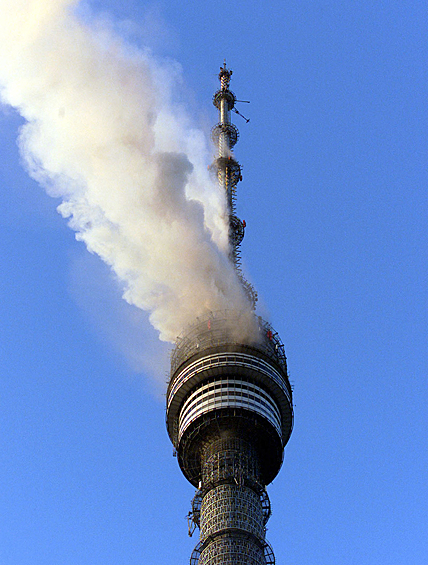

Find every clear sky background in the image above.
[0,1,427,564]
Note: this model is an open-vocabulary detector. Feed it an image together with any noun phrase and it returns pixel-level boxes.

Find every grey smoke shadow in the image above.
[67,247,170,399]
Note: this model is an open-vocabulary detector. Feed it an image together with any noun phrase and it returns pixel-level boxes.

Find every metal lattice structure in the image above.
[210,62,256,307]
[166,64,293,565]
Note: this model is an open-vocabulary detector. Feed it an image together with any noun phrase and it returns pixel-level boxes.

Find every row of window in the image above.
[181,386,281,433]
[179,393,281,440]
[168,352,290,411]
[181,378,280,417]
[181,377,280,415]
[180,389,279,415]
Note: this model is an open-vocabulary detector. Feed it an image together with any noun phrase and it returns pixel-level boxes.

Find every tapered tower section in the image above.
[166,64,293,565]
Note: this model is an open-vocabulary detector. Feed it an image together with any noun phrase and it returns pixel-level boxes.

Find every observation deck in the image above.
[166,310,293,487]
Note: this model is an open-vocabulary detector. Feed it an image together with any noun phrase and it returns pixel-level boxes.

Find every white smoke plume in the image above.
[0,0,252,342]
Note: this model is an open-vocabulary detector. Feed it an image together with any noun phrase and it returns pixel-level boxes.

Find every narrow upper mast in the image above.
[211,62,257,307]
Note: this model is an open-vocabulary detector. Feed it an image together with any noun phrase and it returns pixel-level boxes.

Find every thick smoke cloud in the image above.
[0,0,252,342]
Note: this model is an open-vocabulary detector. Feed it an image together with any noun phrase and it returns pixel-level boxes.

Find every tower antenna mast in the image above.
[211,62,257,306]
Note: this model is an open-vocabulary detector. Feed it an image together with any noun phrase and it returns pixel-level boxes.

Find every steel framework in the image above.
[166,64,293,565]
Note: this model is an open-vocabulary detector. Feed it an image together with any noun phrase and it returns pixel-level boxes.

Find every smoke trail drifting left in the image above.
[0,0,252,343]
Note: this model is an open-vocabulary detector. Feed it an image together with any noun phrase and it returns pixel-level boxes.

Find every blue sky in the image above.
[0,1,427,564]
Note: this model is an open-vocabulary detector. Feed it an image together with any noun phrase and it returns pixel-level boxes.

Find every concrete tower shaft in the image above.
[166,66,293,565]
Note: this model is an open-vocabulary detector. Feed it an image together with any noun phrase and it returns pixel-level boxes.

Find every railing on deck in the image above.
[170,310,288,376]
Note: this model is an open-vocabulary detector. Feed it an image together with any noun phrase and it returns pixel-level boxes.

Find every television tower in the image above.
[166,63,293,565]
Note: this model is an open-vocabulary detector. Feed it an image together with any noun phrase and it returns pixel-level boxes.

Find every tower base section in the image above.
[195,437,270,565]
